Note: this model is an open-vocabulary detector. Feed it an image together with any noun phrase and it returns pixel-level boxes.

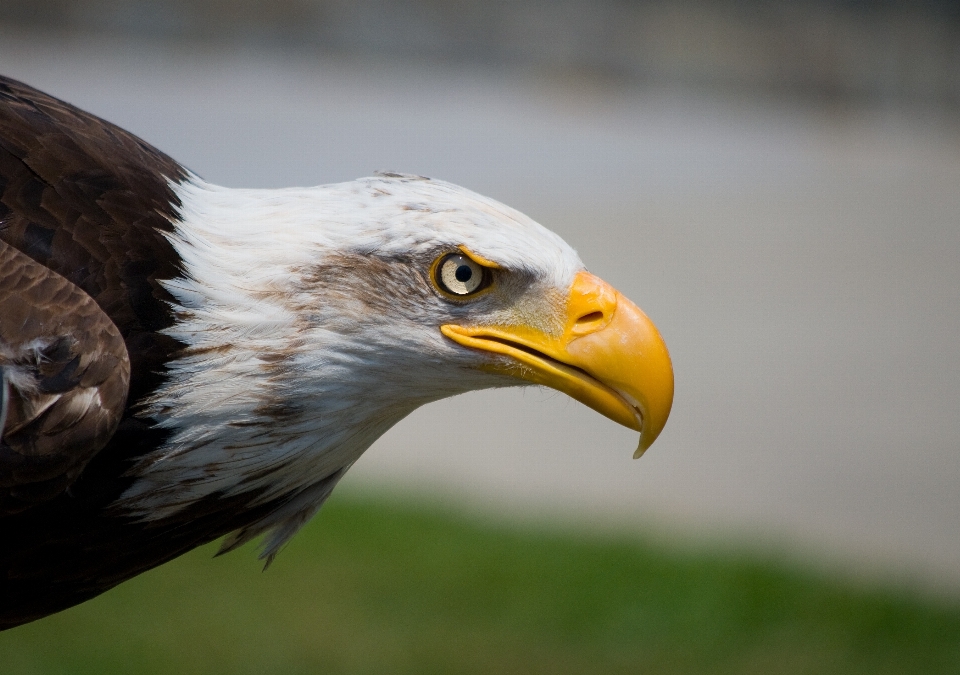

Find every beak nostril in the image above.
[575,311,604,325]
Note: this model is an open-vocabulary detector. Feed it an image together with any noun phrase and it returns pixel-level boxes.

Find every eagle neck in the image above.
[119,179,429,545]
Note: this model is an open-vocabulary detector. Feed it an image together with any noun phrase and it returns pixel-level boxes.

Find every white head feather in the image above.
[120,173,584,558]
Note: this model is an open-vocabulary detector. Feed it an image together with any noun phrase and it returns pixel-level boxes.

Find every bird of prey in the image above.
[0,75,673,629]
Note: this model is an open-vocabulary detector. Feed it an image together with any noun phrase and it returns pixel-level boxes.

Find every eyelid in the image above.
[457,245,501,269]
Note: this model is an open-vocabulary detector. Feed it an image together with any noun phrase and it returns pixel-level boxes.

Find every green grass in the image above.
[3,493,960,675]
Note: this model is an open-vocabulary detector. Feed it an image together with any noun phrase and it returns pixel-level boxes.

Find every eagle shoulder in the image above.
[0,242,130,513]
[0,74,188,509]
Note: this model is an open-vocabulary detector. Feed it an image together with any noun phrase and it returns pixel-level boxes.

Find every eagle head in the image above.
[126,171,674,557]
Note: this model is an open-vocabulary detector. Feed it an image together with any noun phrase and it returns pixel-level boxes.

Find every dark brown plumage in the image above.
[0,75,275,629]
[0,242,129,514]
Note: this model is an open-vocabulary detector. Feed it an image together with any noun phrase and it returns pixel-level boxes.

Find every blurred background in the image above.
[2,1,960,673]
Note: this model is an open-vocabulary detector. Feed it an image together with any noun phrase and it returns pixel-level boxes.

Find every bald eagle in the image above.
[0,75,673,629]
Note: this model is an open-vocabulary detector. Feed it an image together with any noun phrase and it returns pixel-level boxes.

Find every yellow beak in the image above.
[441,271,674,457]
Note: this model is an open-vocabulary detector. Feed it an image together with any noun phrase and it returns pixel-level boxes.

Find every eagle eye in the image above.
[433,253,490,298]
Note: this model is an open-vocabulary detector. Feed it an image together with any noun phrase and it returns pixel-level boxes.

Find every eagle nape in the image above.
[0,74,673,629]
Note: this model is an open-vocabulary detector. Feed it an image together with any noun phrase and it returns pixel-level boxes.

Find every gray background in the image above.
[1,8,958,595]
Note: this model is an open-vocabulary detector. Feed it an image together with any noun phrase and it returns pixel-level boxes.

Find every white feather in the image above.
[119,173,584,555]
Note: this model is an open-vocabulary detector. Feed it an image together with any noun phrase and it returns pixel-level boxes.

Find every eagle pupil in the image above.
[455,265,473,282]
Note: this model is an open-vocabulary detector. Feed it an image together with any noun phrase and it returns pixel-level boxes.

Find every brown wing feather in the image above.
[0,241,130,514]
[0,74,186,404]
[0,75,282,630]
[0,75,187,509]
